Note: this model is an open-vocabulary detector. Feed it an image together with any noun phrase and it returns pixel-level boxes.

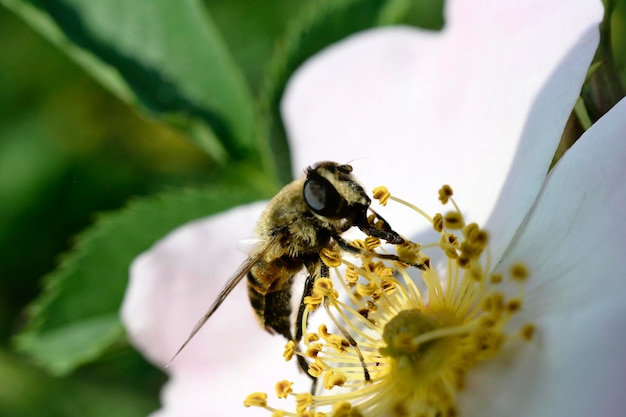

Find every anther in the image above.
[372,186,391,206]
[489,273,503,283]
[244,392,268,408]
[345,266,359,284]
[507,299,522,312]
[321,246,342,267]
[308,359,325,377]
[283,341,295,361]
[323,371,348,389]
[510,263,529,281]
[305,343,323,358]
[275,380,293,399]
[438,185,454,204]
[364,236,382,251]
[521,323,536,340]
[444,211,464,230]
[433,213,444,232]
[295,393,313,414]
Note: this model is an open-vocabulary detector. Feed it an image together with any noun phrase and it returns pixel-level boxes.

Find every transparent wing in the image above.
[236,236,264,256]
[167,235,280,365]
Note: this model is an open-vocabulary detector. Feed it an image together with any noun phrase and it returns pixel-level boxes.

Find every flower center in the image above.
[381,308,457,381]
[245,185,534,417]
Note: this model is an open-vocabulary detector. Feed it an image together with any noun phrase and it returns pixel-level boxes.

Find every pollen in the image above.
[438,184,454,203]
[248,185,534,417]
[319,324,349,352]
[244,392,268,408]
[372,186,391,206]
[321,245,342,268]
[305,343,324,358]
[296,393,314,414]
[443,211,464,229]
[312,278,338,299]
[345,266,359,284]
[275,380,293,399]
[395,241,422,266]
[364,236,382,251]
[308,359,325,377]
[510,262,529,281]
[521,323,536,340]
[323,370,348,389]
[283,340,295,362]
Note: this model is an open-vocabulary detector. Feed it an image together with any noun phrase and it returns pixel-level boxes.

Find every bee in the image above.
[170,161,407,380]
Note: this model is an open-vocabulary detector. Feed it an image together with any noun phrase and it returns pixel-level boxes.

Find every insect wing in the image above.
[167,235,280,365]
[236,236,264,256]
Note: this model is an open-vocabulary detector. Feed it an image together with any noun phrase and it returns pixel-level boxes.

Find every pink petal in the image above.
[150,341,310,417]
[121,203,311,415]
[282,0,602,262]
[463,98,626,416]
[121,202,266,372]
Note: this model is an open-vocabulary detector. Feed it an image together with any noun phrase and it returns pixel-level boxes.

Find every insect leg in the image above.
[265,286,317,391]
[295,274,320,394]
[335,236,426,270]
[356,208,405,245]
[295,274,316,343]
[323,297,371,383]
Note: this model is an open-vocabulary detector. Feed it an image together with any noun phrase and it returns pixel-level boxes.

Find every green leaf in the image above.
[0,349,160,417]
[257,0,446,184]
[1,0,257,161]
[258,0,389,184]
[15,166,277,375]
[260,0,378,183]
[378,0,444,29]
[609,0,626,91]
[16,315,124,376]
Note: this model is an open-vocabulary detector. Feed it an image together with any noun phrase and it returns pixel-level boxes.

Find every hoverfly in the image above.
[170,161,407,381]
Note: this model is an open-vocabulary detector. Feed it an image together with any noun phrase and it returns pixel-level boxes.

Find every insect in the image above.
[170,161,407,380]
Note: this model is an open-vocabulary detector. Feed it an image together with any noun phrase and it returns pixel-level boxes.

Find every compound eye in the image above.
[303,176,341,217]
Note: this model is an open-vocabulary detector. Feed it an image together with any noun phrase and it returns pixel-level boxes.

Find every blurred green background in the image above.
[0,1,306,415]
[0,0,623,416]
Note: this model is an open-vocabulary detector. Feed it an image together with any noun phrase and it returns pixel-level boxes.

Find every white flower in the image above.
[121,0,626,416]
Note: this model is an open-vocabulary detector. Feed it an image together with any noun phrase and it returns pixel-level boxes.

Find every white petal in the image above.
[150,343,311,417]
[463,98,626,416]
[121,202,317,415]
[121,202,267,372]
[499,97,626,321]
[282,0,602,252]
[462,299,626,417]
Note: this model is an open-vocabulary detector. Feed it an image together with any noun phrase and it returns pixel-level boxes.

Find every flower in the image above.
[120,0,626,416]
[244,187,537,416]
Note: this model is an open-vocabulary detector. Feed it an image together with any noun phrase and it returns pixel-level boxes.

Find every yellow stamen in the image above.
[323,370,348,389]
[438,184,454,204]
[321,245,342,268]
[372,186,391,206]
[345,266,359,285]
[308,359,325,378]
[283,341,295,362]
[433,213,444,232]
[521,323,536,340]
[244,392,268,408]
[444,211,464,230]
[275,380,293,399]
[249,185,534,417]
[510,262,530,281]
[296,393,314,414]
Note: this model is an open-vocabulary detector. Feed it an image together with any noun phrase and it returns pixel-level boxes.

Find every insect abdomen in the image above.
[247,256,303,339]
